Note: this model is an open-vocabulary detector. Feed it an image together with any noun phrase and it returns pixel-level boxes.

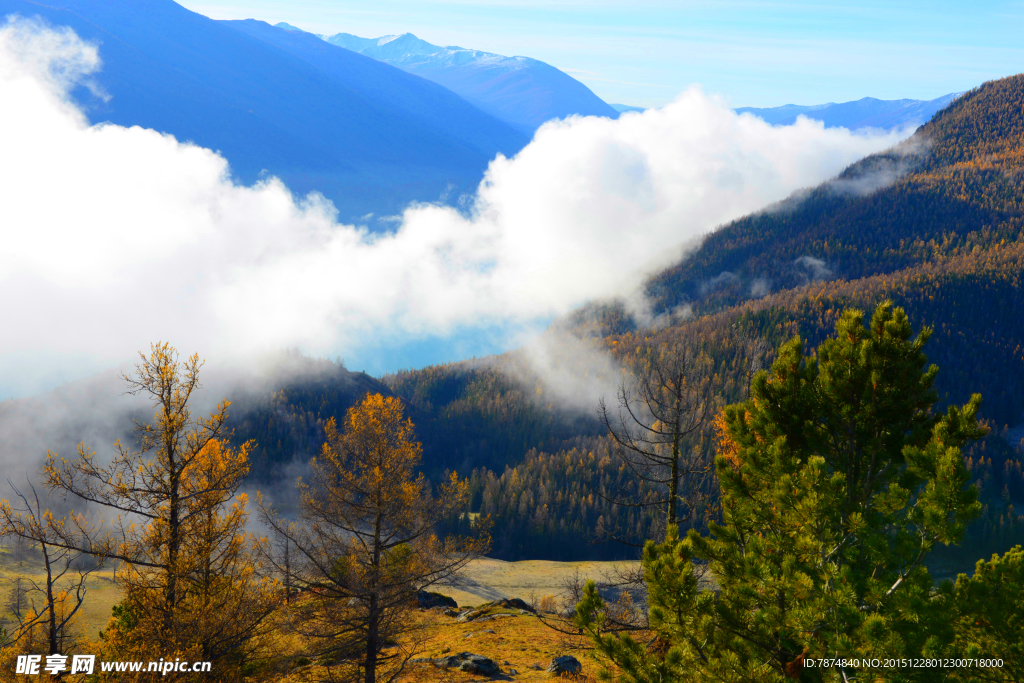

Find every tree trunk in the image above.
[284,539,292,604]
[365,505,384,683]
[43,543,58,656]
[365,595,378,683]
[165,429,180,635]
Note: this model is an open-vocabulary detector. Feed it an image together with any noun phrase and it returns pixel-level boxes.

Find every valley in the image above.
[1,2,1022,679]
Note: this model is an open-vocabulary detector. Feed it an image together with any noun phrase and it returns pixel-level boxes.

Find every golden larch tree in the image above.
[5,343,278,681]
[263,393,488,683]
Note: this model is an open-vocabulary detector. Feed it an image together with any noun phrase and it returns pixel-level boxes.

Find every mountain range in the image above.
[0,0,528,221]
[615,94,961,132]
[306,29,620,134]
[736,93,961,130]
[1,0,968,225]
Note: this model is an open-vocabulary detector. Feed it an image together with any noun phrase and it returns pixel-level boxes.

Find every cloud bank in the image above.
[0,16,909,396]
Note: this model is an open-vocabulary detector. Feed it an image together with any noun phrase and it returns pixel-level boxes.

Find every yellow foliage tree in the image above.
[0,480,96,672]
[9,343,277,681]
[262,393,488,683]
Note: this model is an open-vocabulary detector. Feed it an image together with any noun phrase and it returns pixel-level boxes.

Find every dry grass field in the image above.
[1,551,642,681]
[434,558,641,608]
[278,600,616,683]
[0,551,121,641]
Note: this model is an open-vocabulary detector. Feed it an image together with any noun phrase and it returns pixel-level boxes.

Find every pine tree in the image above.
[577,302,986,682]
[946,545,1023,682]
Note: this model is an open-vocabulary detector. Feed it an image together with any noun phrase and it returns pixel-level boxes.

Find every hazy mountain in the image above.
[305,28,619,134]
[736,93,961,131]
[605,96,958,131]
[0,0,528,221]
[610,103,646,113]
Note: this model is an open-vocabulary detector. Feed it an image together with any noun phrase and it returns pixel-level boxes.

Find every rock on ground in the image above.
[433,653,502,676]
[418,590,458,609]
[547,655,582,675]
[496,597,534,612]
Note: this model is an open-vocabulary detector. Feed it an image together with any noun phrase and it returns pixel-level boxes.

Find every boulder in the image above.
[458,598,534,622]
[434,652,502,676]
[417,590,458,609]
[547,656,582,675]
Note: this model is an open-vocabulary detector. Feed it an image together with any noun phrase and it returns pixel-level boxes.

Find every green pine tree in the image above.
[945,545,1024,682]
[576,302,986,682]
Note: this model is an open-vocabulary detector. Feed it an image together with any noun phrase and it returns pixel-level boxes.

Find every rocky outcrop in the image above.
[496,598,534,612]
[424,652,501,676]
[472,613,515,623]
[457,597,535,622]
[417,590,458,609]
[547,656,582,675]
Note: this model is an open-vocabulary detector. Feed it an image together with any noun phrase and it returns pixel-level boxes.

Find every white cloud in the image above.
[0,17,909,396]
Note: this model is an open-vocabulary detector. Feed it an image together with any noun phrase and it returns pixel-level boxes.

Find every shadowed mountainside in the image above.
[0,0,527,221]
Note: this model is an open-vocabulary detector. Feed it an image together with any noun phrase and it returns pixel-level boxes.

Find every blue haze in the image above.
[0,0,528,222]
[736,93,962,131]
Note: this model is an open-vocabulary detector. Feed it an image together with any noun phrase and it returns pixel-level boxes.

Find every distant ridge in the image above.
[300,27,619,133]
[736,93,961,131]
[610,103,646,114]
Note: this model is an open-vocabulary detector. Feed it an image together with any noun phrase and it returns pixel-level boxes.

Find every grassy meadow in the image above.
[1,547,641,680]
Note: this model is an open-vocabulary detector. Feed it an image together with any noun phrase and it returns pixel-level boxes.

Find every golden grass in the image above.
[398,607,601,682]
[276,602,615,683]
[434,558,641,609]
[0,556,121,641]
[1,553,640,681]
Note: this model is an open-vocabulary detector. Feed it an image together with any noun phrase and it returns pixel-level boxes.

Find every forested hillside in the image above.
[221,75,1024,564]
[647,74,1024,315]
[392,75,1024,563]
[225,358,392,482]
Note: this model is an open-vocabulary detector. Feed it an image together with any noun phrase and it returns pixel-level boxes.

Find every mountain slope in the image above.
[648,76,1024,318]
[380,75,1024,561]
[736,93,961,131]
[313,30,619,133]
[224,75,1024,562]
[0,0,528,220]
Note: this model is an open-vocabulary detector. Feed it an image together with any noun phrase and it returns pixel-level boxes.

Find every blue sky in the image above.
[181,0,1024,108]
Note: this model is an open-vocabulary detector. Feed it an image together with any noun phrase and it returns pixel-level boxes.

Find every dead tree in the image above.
[598,339,716,537]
